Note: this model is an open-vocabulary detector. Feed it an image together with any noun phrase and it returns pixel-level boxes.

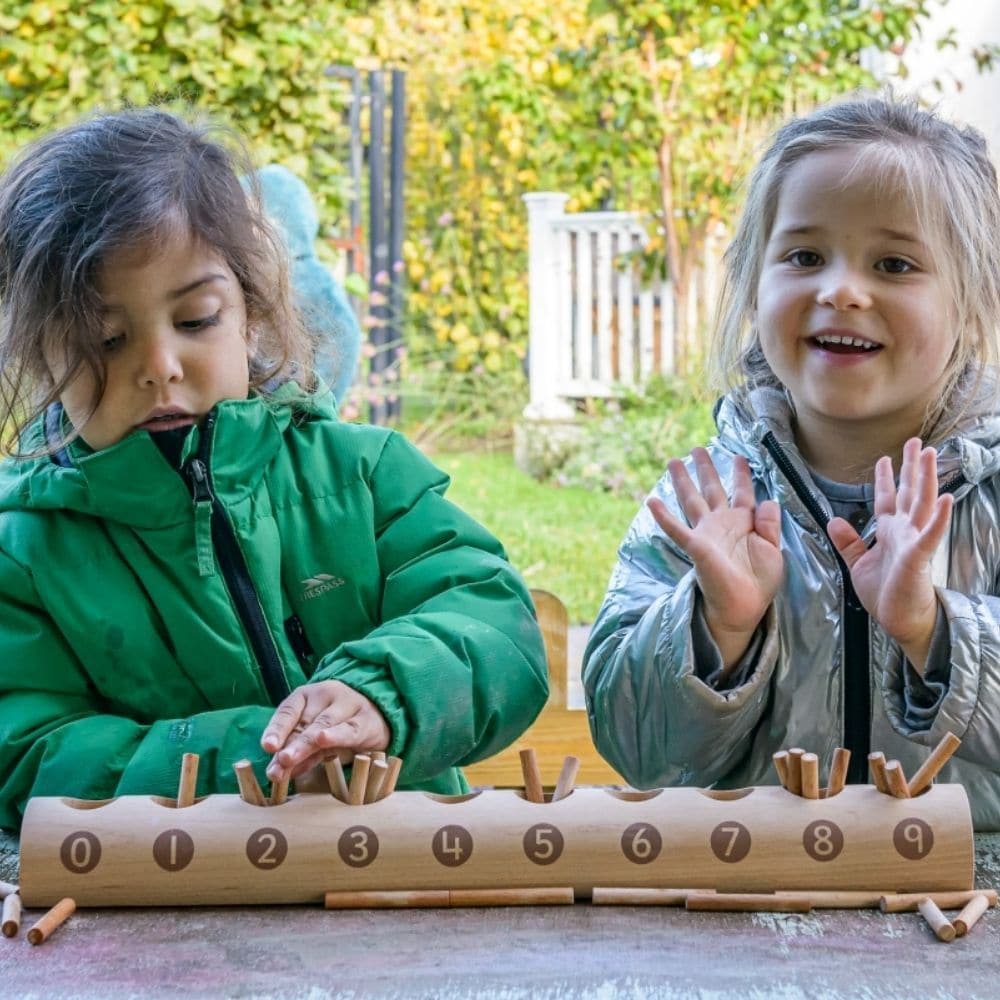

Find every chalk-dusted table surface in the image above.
[1,829,998,1000]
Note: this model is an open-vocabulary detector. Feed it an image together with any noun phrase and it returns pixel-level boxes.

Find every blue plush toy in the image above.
[253,165,362,408]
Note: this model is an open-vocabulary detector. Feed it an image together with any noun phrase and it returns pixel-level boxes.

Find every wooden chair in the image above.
[463,589,623,788]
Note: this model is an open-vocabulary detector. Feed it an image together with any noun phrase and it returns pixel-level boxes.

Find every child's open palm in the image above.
[648,449,783,668]
[827,439,953,673]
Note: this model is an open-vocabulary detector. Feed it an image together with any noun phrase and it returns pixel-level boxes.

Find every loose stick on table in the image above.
[907,732,962,797]
[918,897,956,942]
[826,747,851,798]
[449,887,574,907]
[591,888,714,906]
[772,751,790,789]
[780,891,886,909]
[269,776,289,806]
[233,759,267,806]
[551,755,580,802]
[800,752,820,799]
[348,754,371,805]
[364,759,389,804]
[884,760,911,799]
[1,892,20,937]
[176,752,200,808]
[786,748,805,796]
[686,892,811,913]
[324,757,350,803]
[519,748,545,803]
[375,755,403,801]
[0,880,17,899]
[325,889,450,909]
[954,893,992,936]
[880,890,997,913]
[868,752,890,794]
[26,897,75,946]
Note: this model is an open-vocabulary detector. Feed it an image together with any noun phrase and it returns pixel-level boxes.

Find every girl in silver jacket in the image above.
[584,94,1000,830]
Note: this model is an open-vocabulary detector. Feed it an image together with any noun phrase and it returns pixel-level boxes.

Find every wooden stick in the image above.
[918,897,956,942]
[551,755,580,802]
[364,759,389,804]
[953,893,992,937]
[269,776,289,806]
[772,750,790,789]
[686,892,811,913]
[519,747,545,803]
[907,732,962,797]
[779,891,885,909]
[27,897,75,945]
[884,759,911,799]
[348,754,371,805]
[826,747,850,797]
[0,880,17,899]
[233,759,267,806]
[880,890,997,913]
[176,752,199,808]
[1,892,20,937]
[325,889,449,909]
[868,751,890,794]
[375,756,403,801]
[323,757,350,802]
[591,888,714,906]
[372,750,387,763]
[785,748,804,796]
[449,887,574,907]
[800,752,820,799]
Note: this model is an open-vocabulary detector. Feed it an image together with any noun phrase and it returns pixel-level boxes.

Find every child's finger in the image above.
[895,437,922,513]
[667,459,709,524]
[827,515,867,569]
[647,497,696,553]
[915,492,954,556]
[729,455,756,511]
[873,455,897,517]
[260,691,308,752]
[908,447,940,530]
[691,448,728,510]
[753,499,782,548]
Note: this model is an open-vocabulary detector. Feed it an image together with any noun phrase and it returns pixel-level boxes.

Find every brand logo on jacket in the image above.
[301,573,346,600]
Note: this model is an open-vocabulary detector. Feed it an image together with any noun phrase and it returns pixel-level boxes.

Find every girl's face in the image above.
[54,230,252,451]
[756,146,955,469]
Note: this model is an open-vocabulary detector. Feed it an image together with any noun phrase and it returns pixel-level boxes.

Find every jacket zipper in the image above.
[184,412,291,706]
[761,432,870,783]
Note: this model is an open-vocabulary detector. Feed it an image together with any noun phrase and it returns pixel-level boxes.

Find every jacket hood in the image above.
[713,377,1000,493]
[0,384,335,527]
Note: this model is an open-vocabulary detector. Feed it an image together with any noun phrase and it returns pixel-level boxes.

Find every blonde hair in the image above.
[713,93,1000,440]
[0,107,315,456]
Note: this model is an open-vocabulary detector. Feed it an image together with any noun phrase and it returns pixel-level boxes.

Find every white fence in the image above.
[524,192,677,420]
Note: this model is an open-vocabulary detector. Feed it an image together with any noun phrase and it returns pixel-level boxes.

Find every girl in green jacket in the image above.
[0,108,548,829]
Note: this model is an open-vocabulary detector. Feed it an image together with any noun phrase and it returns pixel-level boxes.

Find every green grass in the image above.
[431,449,641,624]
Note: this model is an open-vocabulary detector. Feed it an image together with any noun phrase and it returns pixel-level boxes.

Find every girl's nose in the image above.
[816,266,872,311]
[136,335,184,387]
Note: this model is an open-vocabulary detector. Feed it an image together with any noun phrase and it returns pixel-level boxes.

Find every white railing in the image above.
[523,192,674,420]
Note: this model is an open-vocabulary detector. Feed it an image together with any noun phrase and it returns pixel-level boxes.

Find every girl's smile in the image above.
[756,146,956,479]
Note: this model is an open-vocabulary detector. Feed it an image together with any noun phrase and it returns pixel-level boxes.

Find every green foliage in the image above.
[553,375,716,500]
[0,1,356,222]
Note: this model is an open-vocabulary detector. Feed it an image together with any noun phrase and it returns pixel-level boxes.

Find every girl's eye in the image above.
[101,334,125,353]
[875,256,914,274]
[785,249,822,268]
[178,311,221,331]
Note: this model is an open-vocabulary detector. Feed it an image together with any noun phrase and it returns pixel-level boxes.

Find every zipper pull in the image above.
[187,459,216,577]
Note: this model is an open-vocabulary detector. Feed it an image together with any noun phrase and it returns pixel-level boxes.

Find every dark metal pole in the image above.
[368,69,388,425]
[387,69,406,422]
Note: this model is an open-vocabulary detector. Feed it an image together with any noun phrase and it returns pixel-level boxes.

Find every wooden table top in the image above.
[1,830,998,999]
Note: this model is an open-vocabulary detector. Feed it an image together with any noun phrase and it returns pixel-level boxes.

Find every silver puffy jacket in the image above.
[584,385,1000,830]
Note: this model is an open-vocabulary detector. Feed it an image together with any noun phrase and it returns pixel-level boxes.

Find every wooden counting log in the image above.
[17,783,976,908]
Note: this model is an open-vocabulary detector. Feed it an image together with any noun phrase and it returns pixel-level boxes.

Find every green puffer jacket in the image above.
[0,388,548,829]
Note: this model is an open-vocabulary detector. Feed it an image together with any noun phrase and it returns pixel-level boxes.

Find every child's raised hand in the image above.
[647,448,783,670]
[261,680,391,782]
[827,438,953,674]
